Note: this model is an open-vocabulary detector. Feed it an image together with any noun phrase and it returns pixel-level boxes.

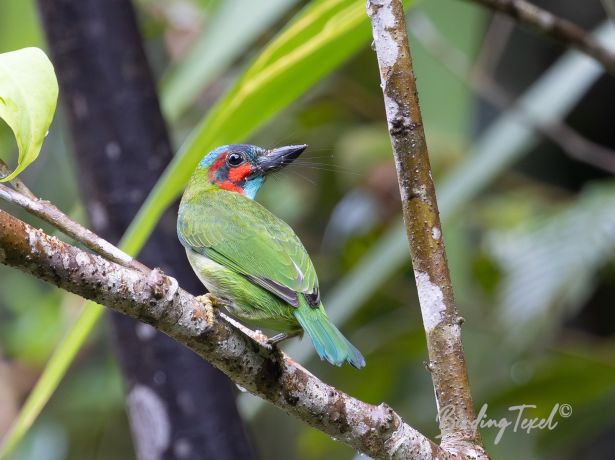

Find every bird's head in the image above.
[197,144,307,199]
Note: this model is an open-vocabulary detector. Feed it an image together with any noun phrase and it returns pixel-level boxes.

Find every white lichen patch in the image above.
[75,251,90,267]
[384,94,399,118]
[26,227,39,254]
[412,184,428,202]
[127,385,171,460]
[27,227,54,258]
[414,271,445,333]
[384,94,413,135]
[369,0,399,69]
[62,254,72,270]
[440,323,462,354]
[431,226,441,241]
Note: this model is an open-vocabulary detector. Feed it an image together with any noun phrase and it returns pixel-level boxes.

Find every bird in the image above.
[177,144,365,368]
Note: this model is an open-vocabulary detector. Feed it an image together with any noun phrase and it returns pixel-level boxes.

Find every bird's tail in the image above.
[293,298,365,368]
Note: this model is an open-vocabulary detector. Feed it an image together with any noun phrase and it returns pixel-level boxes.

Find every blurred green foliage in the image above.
[1,0,615,459]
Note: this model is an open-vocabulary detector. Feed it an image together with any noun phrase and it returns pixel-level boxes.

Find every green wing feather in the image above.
[178,189,318,306]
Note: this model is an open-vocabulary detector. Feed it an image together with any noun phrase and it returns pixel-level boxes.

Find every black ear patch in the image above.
[305,288,320,308]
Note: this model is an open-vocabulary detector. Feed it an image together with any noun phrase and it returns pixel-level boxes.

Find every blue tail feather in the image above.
[294,299,365,369]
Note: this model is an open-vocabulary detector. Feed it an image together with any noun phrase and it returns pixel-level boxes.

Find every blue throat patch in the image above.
[243,177,264,199]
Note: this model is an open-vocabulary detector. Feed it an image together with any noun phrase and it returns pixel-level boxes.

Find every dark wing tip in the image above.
[304,288,320,308]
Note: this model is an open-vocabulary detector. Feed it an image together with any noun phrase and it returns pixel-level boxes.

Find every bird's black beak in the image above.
[254,144,307,177]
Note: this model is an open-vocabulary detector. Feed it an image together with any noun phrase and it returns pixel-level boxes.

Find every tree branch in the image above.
[0,208,453,459]
[0,159,38,200]
[0,182,146,271]
[367,1,487,457]
[408,12,615,175]
[464,0,615,76]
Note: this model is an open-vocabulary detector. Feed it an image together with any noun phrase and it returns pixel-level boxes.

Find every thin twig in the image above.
[0,159,38,200]
[409,12,615,175]
[0,183,147,271]
[473,13,515,75]
[367,1,487,457]
[464,0,615,76]
[0,209,448,460]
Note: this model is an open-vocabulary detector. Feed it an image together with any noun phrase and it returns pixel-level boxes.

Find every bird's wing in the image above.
[178,190,319,307]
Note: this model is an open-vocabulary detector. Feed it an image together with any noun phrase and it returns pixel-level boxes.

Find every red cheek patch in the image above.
[228,163,252,182]
[219,180,244,194]
[209,154,227,181]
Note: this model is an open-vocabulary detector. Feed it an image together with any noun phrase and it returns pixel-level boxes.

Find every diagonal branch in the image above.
[0,182,147,271]
[408,12,615,175]
[0,159,38,200]
[0,208,451,460]
[464,0,615,76]
[367,1,487,457]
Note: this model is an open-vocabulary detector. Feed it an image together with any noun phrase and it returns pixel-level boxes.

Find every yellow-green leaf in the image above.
[0,47,58,182]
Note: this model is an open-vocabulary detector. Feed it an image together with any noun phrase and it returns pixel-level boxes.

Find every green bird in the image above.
[177,144,365,368]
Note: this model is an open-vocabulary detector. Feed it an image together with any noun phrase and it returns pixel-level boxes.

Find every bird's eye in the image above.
[227,152,245,166]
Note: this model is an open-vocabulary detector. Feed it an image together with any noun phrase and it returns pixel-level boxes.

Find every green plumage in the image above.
[178,165,365,368]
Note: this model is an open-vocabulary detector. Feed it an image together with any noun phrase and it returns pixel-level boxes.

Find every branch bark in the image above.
[464,0,615,76]
[0,208,450,460]
[0,182,144,270]
[367,1,487,457]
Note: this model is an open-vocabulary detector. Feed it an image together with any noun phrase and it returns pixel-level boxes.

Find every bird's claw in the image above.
[267,333,289,346]
[267,331,302,346]
[195,293,217,326]
[253,329,269,344]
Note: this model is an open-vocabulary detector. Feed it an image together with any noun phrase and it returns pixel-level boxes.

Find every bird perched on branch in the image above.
[177,144,365,368]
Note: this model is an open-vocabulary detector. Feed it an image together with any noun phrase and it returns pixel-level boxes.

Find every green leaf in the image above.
[0,47,58,182]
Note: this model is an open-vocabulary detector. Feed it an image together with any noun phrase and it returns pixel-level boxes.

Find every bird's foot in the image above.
[267,331,302,347]
[195,293,217,326]
[253,329,269,344]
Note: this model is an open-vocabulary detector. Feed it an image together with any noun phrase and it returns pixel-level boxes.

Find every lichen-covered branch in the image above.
[465,0,615,76]
[367,1,487,457]
[0,182,146,271]
[0,208,451,460]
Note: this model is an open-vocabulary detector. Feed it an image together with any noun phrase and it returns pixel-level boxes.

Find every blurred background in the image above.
[1,0,615,459]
